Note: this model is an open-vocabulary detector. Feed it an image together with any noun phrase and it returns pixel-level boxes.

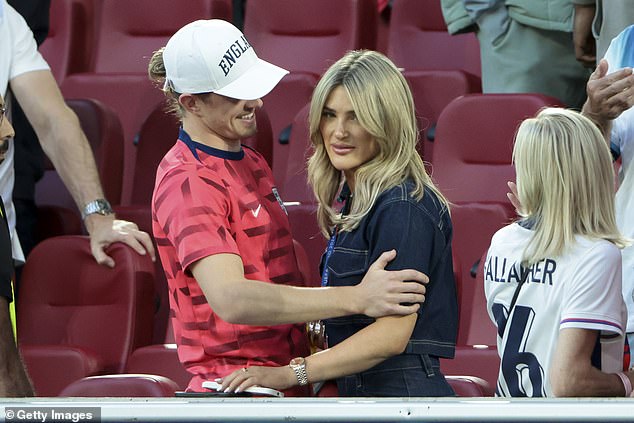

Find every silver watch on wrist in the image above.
[81,198,113,220]
[289,357,308,386]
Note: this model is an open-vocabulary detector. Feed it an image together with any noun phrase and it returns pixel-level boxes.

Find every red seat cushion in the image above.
[20,345,104,397]
[59,374,179,397]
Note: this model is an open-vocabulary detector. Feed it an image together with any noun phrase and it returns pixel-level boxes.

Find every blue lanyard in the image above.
[320,228,338,287]
[321,183,351,287]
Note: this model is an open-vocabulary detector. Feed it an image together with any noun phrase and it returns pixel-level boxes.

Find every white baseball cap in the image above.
[162,19,289,100]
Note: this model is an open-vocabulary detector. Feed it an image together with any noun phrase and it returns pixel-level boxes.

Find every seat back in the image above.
[39,0,94,82]
[442,345,500,391]
[35,98,124,208]
[450,204,510,345]
[20,345,103,397]
[59,374,179,397]
[446,375,494,397]
[403,69,481,163]
[244,0,377,75]
[277,103,313,202]
[91,0,232,74]
[60,75,165,201]
[286,204,325,287]
[263,71,319,184]
[388,0,481,76]
[128,102,179,206]
[17,236,156,379]
[34,98,125,241]
[432,93,563,210]
[70,98,125,204]
[125,344,191,390]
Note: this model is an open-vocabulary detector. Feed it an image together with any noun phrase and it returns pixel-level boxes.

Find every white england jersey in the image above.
[484,223,626,397]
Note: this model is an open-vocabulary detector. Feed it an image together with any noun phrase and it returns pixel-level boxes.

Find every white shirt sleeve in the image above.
[560,241,625,336]
[4,1,49,82]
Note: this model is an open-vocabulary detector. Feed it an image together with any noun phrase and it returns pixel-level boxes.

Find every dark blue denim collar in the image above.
[178,128,245,161]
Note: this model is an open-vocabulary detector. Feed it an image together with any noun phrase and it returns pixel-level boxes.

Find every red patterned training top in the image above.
[152,129,310,395]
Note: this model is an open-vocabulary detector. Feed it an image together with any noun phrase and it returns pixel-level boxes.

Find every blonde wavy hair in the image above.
[513,107,628,265]
[307,50,448,236]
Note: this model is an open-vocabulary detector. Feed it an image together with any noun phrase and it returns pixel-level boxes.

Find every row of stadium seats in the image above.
[38,0,481,205]
[42,0,479,83]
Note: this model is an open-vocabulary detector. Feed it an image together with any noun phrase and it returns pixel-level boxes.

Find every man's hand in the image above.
[356,250,428,317]
[582,59,634,134]
[572,4,596,68]
[84,214,156,268]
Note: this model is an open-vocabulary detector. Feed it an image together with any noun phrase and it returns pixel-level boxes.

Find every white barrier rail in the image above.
[2,397,634,422]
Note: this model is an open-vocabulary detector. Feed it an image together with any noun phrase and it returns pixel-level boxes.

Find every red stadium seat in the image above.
[39,0,95,83]
[403,69,481,164]
[263,72,319,185]
[272,103,326,285]
[451,204,509,346]
[60,75,165,202]
[90,0,232,74]
[277,103,313,202]
[446,375,494,397]
[17,236,155,396]
[125,345,190,391]
[388,0,481,77]
[243,0,378,75]
[112,205,169,344]
[442,346,500,392]
[287,206,325,286]
[19,345,104,397]
[34,98,125,241]
[432,93,563,212]
[59,374,179,397]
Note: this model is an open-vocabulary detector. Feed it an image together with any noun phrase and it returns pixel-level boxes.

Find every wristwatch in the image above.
[81,198,114,220]
[289,357,308,386]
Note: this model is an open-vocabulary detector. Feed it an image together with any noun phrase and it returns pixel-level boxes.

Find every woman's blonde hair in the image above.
[307,50,448,236]
[513,107,628,265]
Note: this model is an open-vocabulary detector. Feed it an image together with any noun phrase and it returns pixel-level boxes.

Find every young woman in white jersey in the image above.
[485,108,634,397]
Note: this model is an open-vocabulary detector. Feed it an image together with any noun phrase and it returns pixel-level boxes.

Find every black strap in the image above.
[508,265,530,314]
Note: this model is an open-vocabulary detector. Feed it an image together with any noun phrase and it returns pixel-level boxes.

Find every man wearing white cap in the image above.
[149,19,428,395]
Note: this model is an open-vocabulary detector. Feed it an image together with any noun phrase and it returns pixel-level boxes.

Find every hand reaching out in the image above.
[582,59,634,134]
[84,214,156,268]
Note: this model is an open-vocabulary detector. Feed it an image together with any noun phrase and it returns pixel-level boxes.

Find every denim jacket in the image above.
[323,181,458,359]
